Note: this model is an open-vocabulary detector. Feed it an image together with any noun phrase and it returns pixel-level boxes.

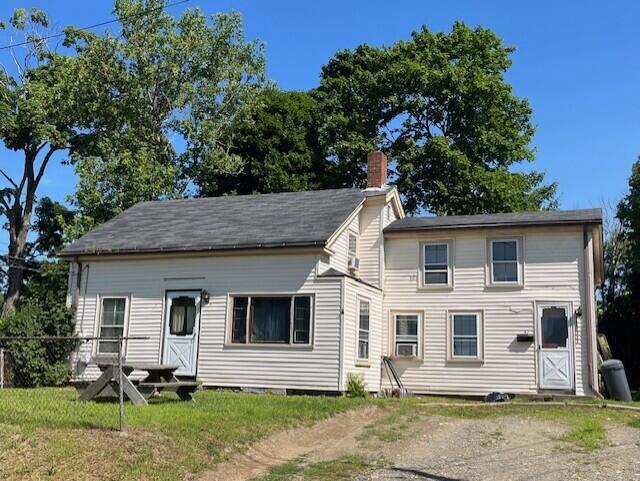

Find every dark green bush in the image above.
[0,299,76,387]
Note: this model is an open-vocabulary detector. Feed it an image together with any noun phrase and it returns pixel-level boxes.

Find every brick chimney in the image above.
[367,151,387,188]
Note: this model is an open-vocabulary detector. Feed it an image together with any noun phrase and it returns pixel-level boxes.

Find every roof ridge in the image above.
[136,187,364,205]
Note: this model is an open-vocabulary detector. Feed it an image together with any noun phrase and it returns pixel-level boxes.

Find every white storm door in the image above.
[537,303,574,390]
[162,291,201,376]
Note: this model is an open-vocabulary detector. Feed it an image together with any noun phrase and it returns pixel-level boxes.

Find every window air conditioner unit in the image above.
[396,343,418,357]
[348,255,360,271]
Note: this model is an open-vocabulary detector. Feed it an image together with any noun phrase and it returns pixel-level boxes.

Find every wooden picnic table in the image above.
[78,361,199,406]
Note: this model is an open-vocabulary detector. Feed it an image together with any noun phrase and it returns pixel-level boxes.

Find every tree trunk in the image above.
[2,214,31,317]
[1,148,42,317]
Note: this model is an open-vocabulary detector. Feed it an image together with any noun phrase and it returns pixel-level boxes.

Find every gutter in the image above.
[384,219,603,234]
[59,240,328,259]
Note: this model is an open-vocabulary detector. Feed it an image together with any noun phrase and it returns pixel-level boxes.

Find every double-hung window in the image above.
[230,295,312,345]
[394,313,420,357]
[450,312,482,360]
[357,300,370,360]
[490,239,521,284]
[97,297,128,355]
[348,232,358,259]
[422,242,451,286]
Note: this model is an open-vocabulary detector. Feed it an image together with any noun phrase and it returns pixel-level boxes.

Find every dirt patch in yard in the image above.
[198,406,384,481]
[356,415,640,481]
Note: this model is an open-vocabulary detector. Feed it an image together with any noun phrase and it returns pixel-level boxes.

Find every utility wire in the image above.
[0,0,191,52]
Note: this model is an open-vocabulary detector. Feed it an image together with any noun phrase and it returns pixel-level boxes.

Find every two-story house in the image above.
[61,151,603,397]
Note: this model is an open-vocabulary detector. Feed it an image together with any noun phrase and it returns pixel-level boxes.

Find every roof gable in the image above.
[61,188,367,257]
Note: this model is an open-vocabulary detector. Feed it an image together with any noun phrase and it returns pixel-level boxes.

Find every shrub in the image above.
[0,299,76,387]
[346,372,368,398]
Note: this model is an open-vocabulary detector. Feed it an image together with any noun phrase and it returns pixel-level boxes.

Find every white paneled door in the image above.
[162,291,201,376]
[537,303,574,391]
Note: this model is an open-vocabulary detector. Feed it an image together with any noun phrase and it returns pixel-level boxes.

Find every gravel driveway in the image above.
[356,415,640,481]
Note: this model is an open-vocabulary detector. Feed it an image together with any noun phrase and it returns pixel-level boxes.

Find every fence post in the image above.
[118,336,124,433]
[0,348,4,389]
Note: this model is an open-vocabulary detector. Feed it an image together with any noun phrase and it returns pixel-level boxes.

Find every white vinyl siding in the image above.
[342,278,383,390]
[72,253,343,391]
[327,214,360,273]
[383,227,592,396]
[359,202,382,287]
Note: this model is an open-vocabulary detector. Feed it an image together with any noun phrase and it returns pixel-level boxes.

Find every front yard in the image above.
[0,388,369,481]
[0,388,639,481]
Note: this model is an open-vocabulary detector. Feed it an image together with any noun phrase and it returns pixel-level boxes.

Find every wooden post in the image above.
[118,337,124,432]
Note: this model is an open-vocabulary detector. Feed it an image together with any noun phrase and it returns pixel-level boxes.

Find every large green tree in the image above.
[66,0,265,232]
[0,8,85,315]
[316,22,557,214]
[197,89,326,196]
[600,158,640,386]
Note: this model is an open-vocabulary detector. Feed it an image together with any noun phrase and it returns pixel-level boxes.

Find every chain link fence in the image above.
[0,336,144,432]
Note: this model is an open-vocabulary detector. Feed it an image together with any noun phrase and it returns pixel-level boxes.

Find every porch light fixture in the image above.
[201,290,210,305]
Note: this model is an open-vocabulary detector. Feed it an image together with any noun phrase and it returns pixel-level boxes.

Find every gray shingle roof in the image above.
[385,208,602,233]
[60,188,368,257]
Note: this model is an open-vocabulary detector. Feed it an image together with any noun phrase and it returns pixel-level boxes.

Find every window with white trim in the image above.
[450,312,481,359]
[423,242,450,286]
[230,295,312,345]
[97,297,128,354]
[357,300,370,360]
[348,232,358,258]
[490,239,520,283]
[394,313,420,357]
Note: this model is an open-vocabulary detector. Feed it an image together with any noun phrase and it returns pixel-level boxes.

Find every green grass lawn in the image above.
[0,388,370,481]
[1,388,639,481]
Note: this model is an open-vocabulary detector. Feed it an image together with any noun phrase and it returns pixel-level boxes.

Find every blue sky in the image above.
[0,0,638,211]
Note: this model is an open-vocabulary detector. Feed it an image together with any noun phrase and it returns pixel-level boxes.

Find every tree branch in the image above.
[0,169,18,189]
[34,146,59,188]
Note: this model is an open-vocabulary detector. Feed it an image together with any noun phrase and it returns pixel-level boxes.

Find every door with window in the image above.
[537,303,574,390]
[162,291,202,376]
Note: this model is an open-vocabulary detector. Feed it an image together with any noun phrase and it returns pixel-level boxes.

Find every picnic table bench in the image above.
[78,361,199,406]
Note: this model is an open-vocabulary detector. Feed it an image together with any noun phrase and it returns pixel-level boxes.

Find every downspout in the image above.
[70,258,82,310]
[337,276,346,392]
[583,228,602,397]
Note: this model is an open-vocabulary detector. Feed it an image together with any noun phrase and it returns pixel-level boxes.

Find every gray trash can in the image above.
[600,359,632,401]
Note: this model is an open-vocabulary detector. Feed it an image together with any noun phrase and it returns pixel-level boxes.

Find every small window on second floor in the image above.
[490,239,521,284]
[422,242,452,287]
[348,232,358,258]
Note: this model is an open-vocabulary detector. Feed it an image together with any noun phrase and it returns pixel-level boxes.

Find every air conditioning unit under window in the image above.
[396,343,418,357]
[348,255,360,271]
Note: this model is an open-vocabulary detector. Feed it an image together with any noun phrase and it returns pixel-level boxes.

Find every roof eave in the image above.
[59,240,328,259]
[384,218,602,234]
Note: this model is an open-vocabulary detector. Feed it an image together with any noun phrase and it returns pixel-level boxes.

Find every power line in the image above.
[0,0,191,52]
